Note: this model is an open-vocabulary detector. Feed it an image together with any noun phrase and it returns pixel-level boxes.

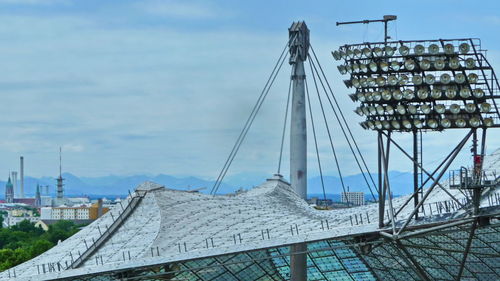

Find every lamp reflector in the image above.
[425,74,435,84]
[431,89,442,99]
[376,76,386,86]
[412,75,423,85]
[385,46,395,56]
[456,119,466,128]
[382,90,392,101]
[414,119,423,128]
[355,107,364,116]
[417,88,429,99]
[391,120,400,129]
[465,58,476,69]
[441,118,451,128]
[455,73,466,84]
[359,64,368,73]
[459,88,471,98]
[365,92,374,102]
[357,93,366,102]
[450,104,461,114]
[434,104,446,114]
[421,104,431,114]
[382,121,391,129]
[362,47,372,58]
[391,61,401,71]
[403,89,415,100]
[408,105,418,114]
[339,50,346,59]
[459,42,470,54]
[427,119,438,129]
[332,51,341,60]
[354,48,362,58]
[352,63,360,73]
[362,107,370,115]
[367,121,375,129]
[449,58,460,70]
[360,78,368,87]
[484,118,494,127]
[414,44,425,55]
[380,61,389,72]
[373,47,383,57]
[480,102,491,113]
[352,78,360,88]
[376,105,385,115]
[374,120,383,129]
[369,106,377,115]
[468,73,479,83]
[347,49,354,58]
[444,43,455,55]
[399,45,410,56]
[469,117,480,127]
[465,103,476,113]
[338,65,347,74]
[434,59,445,70]
[388,75,398,86]
[420,59,431,70]
[386,105,394,114]
[403,119,412,129]
[440,73,451,84]
[428,44,440,55]
[369,62,378,72]
[367,77,376,87]
[473,88,484,98]
[372,91,382,101]
[404,59,416,71]
[346,64,353,73]
[445,88,456,98]
[399,74,409,85]
[393,90,403,100]
[397,104,406,114]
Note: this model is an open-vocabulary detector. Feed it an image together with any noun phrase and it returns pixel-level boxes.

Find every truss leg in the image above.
[393,241,431,281]
[456,219,478,280]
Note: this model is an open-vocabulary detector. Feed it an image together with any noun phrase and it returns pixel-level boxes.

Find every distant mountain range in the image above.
[0,171,416,198]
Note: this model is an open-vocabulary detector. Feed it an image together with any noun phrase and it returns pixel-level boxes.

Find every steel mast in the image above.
[288,21,309,281]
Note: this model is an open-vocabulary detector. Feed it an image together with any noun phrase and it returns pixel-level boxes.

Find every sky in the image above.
[1,0,500,181]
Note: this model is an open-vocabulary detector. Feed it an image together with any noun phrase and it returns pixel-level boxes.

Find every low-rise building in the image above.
[40,202,109,221]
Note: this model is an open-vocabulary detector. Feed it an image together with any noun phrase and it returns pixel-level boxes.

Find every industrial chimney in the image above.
[11,171,17,198]
[20,156,25,198]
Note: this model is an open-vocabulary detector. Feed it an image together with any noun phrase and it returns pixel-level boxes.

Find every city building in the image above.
[40,202,108,221]
[341,191,365,206]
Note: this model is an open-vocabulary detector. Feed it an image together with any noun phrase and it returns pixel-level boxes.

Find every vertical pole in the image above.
[472,129,480,215]
[378,132,385,228]
[413,131,419,220]
[290,61,307,199]
[288,21,309,281]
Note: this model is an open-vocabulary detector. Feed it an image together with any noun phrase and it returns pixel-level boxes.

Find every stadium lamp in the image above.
[333,39,500,131]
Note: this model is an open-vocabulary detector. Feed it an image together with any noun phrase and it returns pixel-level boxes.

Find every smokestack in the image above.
[11,171,17,198]
[20,156,24,198]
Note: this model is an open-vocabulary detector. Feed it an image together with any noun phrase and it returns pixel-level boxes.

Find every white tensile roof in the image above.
[2,149,500,280]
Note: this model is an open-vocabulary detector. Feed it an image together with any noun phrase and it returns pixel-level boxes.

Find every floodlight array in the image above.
[333,39,500,131]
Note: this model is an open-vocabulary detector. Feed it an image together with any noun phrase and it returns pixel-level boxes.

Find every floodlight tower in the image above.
[332,32,500,232]
[288,21,309,281]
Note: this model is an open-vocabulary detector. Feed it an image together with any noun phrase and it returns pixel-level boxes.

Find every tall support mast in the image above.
[288,21,309,281]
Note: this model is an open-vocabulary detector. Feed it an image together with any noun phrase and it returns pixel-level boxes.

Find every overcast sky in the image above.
[1,0,500,181]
